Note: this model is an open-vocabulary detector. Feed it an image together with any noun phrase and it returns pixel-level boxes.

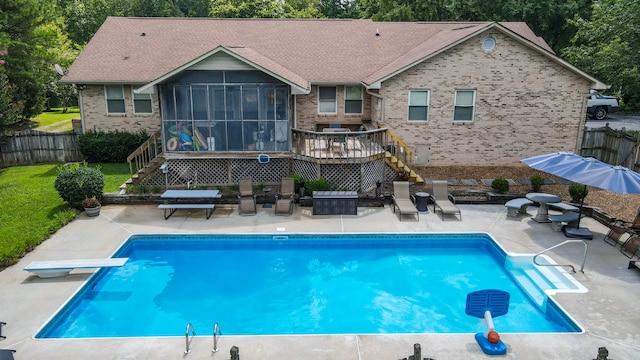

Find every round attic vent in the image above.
[482,37,496,52]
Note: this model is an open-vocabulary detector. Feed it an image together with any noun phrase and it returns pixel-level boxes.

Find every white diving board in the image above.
[24,258,128,278]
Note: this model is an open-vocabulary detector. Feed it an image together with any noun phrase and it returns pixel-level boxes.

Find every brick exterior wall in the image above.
[79,30,593,167]
[80,85,162,134]
[378,30,592,166]
[295,86,372,131]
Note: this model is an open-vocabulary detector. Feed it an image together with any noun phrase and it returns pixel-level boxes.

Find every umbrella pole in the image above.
[575,184,586,229]
[563,184,593,240]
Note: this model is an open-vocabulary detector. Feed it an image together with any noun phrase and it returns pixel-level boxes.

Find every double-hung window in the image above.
[132,88,152,114]
[318,86,337,114]
[454,90,476,121]
[408,90,429,121]
[344,86,363,114]
[105,85,125,114]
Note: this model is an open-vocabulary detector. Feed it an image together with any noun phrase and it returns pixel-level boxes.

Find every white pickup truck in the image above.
[587,92,621,120]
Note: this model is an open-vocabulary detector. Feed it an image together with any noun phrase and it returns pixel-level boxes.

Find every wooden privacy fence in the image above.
[0,129,83,167]
[581,125,640,171]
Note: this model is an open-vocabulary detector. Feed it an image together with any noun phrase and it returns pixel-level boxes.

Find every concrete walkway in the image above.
[1,203,639,360]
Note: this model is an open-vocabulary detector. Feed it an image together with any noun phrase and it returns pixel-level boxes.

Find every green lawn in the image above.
[0,163,131,269]
[32,107,80,132]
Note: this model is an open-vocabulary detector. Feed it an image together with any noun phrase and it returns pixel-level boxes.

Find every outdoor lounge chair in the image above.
[620,234,640,259]
[431,180,461,221]
[237,178,257,216]
[275,177,295,216]
[603,220,633,247]
[616,207,640,232]
[392,181,419,221]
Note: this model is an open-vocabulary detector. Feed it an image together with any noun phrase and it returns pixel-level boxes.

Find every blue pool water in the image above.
[37,233,581,338]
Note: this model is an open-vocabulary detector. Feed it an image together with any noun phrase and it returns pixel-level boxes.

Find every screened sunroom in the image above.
[159,70,290,153]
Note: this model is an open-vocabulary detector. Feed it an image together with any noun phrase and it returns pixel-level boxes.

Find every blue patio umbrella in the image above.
[521,152,640,239]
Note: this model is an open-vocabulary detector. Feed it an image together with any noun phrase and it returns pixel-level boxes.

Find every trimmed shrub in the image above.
[290,175,329,196]
[78,130,148,163]
[530,175,545,192]
[491,178,509,194]
[54,162,105,209]
[304,178,330,195]
[569,183,588,203]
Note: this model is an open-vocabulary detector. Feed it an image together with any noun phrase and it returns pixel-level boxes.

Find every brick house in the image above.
[61,17,606,190]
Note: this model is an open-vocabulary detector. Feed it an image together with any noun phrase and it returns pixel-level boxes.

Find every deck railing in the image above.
[291,128,388,161]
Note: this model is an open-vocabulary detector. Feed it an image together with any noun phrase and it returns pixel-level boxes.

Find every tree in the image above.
[0,52,22,127]
[211,0,285,18]
[0,0,67,126]
[210,0,322,18]
[562,0,640,110]
[319,0,362,18]
[361,0,592,52]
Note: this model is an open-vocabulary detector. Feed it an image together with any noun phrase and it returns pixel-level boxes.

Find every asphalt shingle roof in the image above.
[62,17,555,89]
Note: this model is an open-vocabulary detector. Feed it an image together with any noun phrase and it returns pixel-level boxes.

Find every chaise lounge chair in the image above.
[431,180,462,221]
[603,220,633,247]
[275,177,295,216]
[392,181,419,221]
[237,178,257,216]
[621,234,640,259]
[615,207,640,232]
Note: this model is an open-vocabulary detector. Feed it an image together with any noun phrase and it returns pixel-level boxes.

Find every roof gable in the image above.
[136,46,310,94]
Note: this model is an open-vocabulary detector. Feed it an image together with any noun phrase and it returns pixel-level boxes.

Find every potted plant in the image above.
[82,196,101,217]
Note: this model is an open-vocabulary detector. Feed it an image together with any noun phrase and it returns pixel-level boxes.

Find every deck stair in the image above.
[125,130,164,186]
[383,129,424,184]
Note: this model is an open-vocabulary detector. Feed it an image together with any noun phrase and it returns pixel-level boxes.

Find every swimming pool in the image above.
[36,233,584,338]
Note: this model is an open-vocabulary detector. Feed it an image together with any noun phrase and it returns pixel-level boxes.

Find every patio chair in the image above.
[391,181,419,221]
[237,178,257,216]
[603,220,632,247]
[620,234,640,259]
[275,177,295,216]
[431,180,462,221]
[0,321,5,340]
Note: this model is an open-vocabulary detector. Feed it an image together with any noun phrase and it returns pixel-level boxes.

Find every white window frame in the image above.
[408,89,430,122]
[132,87,152,114]
[105,85,126,114]
[318,86,337,114]
[453,89,476,122]
[344,86,363,114]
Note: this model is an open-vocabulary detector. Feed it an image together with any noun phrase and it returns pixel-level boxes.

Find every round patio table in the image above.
[526,192,562,223]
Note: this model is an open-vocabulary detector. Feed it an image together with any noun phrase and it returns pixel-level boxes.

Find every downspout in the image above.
[575,90,592,155]
[366,88,384,126]
[76,85,86,134]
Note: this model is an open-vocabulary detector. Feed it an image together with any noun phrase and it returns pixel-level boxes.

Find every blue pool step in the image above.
[511,268,547,307]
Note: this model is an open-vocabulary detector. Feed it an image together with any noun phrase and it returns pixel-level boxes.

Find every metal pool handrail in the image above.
[212,323,221,353]
[184,322,196,354]
[533,240,588,273]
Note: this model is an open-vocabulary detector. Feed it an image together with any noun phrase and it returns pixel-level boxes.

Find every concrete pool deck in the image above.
[1,203,639,359]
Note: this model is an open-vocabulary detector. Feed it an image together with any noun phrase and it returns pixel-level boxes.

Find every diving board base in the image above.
[24,258,128,278]
[475,333,506,355]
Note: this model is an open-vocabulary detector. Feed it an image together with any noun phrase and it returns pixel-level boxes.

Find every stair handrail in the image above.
[127,129,163,175]
[533,240,588,273]
[184,322,196,354]
[383,129,415,169]
[212,322,221,353]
